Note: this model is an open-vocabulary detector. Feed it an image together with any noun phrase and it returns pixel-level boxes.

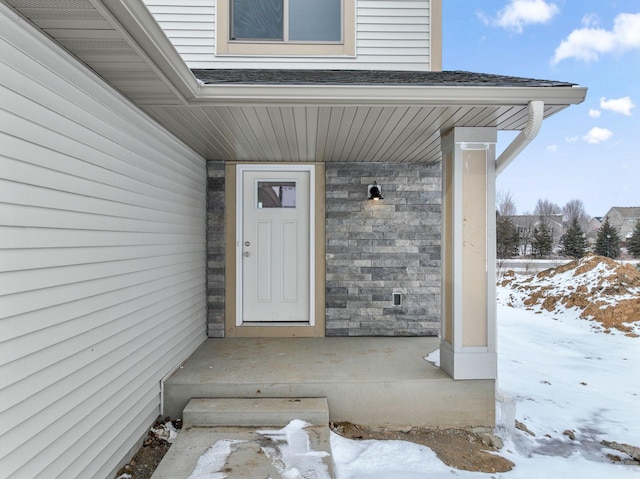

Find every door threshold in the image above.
[239,322,313,327]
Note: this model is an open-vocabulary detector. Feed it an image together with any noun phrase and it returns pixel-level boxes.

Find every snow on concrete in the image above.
[186,439,246,479]
[257,420,331,479]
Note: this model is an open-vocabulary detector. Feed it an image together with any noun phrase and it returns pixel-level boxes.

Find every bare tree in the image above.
[533,198,561,217]
[533,199,561,252]
[562,199,590,231]
[496,190,517,217]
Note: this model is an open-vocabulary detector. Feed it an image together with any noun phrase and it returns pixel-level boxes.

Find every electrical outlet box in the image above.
[393,292,402,306]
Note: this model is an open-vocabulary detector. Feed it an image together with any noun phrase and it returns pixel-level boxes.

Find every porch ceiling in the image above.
[140,102,567,163]
[3,0,587,163]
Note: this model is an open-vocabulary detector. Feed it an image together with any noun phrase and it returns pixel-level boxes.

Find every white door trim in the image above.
[235,164,316,326]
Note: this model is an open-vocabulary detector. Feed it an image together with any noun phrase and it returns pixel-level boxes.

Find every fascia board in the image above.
[193,84,588,107]
[96,0,200,101]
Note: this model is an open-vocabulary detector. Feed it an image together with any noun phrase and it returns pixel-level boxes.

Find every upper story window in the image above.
[216,0,355,56]
[231,0,341,42]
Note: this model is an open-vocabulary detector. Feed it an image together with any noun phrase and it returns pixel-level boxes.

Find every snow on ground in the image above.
[151,421,178,444]
[331,434,463,479]
[330,281,640,478]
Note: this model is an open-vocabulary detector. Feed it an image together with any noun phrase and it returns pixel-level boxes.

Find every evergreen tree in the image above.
[531,219,552,258]
[628,220,640,258]
[496,212,520,258]
[595,218,621,259]
[559,217,587,259]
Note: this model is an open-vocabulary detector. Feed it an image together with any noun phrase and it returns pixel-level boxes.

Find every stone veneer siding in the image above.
[207,161,225,337]
[325,162,441,336]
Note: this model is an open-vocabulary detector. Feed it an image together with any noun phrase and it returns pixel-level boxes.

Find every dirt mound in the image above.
[500,255,640,335]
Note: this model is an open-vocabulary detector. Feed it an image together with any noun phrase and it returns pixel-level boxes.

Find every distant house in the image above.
[0,1,586,477]
[586,216,603,245]
[509,214,564,255]
[604,207,640,246]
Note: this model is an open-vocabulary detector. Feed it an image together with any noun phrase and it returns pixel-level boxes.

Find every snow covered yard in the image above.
[330,263,640,478]
[488,288,640,478]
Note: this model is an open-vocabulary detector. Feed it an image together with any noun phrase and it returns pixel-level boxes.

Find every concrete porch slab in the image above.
[163,337,495,428]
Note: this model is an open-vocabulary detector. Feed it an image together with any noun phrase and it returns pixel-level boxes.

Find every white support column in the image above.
[440,127,497,380]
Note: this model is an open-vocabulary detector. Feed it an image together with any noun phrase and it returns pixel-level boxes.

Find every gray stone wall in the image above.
[206,161,225,337]
[325,162,441,336]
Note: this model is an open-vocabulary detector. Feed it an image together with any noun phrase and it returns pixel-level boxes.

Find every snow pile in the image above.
[331,434,462,479]
[499,255,640,334]
[257,420,331,479]
[150,421,179,444]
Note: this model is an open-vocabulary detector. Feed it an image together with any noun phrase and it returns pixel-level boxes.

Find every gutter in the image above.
[495,100,544,175]
[192,85,586,107]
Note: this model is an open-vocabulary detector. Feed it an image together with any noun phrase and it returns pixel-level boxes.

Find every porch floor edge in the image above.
[163,337,495,428]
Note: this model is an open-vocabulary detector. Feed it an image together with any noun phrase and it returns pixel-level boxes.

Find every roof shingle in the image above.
[192,69,577,87]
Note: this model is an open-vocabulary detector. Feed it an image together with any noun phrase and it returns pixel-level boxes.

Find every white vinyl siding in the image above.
[0,7,206,479]
[143,0,433,70]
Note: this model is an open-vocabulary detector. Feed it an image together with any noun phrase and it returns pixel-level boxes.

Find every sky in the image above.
[443,0,640,218]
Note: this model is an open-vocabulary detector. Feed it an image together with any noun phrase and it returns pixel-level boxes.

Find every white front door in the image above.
[236,165,314,325]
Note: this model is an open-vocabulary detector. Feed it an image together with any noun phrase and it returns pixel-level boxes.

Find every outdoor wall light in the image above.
[367,181,384,201]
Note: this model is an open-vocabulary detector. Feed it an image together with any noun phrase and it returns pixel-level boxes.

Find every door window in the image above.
[257,181,296,208]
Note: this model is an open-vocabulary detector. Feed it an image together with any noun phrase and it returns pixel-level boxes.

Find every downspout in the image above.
[495,100,544,175]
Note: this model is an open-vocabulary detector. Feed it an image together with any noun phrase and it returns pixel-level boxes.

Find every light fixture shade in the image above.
[368,181,383,201]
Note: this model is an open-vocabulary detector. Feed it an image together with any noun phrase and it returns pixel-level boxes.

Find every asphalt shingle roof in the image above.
[192,69,577,87]
[609,207,640,218]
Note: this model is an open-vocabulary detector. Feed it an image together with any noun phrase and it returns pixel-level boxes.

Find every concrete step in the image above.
[151,397,334,479]
[182,397,329,427]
